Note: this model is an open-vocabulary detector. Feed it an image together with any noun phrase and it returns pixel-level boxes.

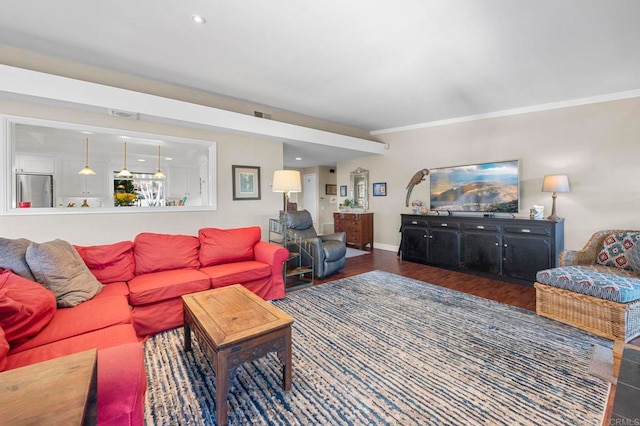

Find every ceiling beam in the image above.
[0,64,386,155]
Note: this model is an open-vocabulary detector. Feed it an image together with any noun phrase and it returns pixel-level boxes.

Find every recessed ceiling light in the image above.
[137,159,146,162]
[295,157,302,161]
[192,15,206,24]
[165,157,173,161]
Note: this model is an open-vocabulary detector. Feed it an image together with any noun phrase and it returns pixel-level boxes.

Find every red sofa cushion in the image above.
[198,226,261,267]
[98,342,146,426]
[10,296,132,354]
[200,261,271,288]
[0,270,56,347]
[127,268,210,305]
[131,297,186,336]
[0,327,8,371]
[4,324,138,370]
[75,241,135,284]
[93,281,129,299]
[134,233,200,275]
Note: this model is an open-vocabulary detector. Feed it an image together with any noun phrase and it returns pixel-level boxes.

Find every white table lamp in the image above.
[542,174,570,221]
[272,170,301,214]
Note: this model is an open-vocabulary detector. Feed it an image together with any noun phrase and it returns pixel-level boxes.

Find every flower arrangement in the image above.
[114,193,137,206]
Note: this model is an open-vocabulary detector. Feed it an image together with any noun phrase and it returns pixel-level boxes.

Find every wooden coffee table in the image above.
[182,285,294,426]
[0,349,97,425]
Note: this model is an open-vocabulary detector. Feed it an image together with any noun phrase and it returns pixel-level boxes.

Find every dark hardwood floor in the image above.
[301,248,536,311]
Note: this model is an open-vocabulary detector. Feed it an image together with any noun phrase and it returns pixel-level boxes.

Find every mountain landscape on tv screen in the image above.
[431,181,518,212]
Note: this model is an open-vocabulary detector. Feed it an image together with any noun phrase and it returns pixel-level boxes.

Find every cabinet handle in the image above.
[495,242,499,246]
[441,223,448,227]
[411,221,418,224]
[504,244,508,247]
[521,229,531,233]
[476,225,484,229]
[429,235,433,239]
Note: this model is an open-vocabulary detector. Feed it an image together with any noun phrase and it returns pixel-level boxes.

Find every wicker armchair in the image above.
[534,229,640,377]
[535,229,640,375]
[559,229,629,266]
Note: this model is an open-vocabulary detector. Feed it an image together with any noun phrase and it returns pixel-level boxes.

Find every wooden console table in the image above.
[400,214,564,285]
[0,349,98,425]
[333,211,374,250]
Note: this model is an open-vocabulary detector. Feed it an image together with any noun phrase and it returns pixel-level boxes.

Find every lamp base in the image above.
[545,214,563,222]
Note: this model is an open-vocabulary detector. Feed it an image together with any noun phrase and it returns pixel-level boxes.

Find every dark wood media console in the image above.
[400,214,564,286]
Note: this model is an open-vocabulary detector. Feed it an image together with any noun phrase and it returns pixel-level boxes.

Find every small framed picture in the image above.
[373,182,387,196]
[325,184,337,195]
[340,185,347,197]
[232,165,261,200]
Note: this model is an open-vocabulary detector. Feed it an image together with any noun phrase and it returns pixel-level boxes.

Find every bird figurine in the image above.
[405,169,430,207]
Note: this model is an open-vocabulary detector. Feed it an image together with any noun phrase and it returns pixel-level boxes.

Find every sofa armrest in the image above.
[254,241,289,266]
[559,229,629,266]
[254,240,289,279]
[320,232,346,244]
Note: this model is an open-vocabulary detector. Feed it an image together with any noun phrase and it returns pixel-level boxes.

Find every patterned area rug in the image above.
[345,247,371,258]
[144,270,611,425]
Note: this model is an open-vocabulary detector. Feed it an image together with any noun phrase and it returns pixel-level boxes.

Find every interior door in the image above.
[302,173,317,226]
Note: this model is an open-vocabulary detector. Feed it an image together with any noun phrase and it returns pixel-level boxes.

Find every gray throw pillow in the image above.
[0,237,36,281]
[627,244,640,274]
[25,239,103,308]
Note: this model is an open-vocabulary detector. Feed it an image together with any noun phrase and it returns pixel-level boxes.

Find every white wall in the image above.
[338,97,640,251]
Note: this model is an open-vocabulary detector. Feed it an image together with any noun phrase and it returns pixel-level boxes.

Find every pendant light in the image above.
[152,145,166,179]
[78,138,96,175]
[116,141,133,177]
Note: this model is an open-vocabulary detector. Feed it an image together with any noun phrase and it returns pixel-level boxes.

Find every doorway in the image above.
[302,173,317,226]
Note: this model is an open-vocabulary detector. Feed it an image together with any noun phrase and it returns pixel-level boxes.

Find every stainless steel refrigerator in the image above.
[16,173,54,208]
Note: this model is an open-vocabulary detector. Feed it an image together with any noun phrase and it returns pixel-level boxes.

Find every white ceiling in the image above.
[0,1,639,166]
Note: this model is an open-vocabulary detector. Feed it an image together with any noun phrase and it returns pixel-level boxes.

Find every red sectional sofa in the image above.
[0,226,289,425]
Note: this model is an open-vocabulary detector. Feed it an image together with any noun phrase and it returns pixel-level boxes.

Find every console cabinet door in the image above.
[428,229,460,268]
[402,227,428,264]
[502,235,551,281]
[462,232,502,274]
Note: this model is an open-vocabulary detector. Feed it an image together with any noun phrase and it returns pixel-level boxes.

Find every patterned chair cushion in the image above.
[536,264,640,303]
[596,232,640,270]
[627,244,640,274]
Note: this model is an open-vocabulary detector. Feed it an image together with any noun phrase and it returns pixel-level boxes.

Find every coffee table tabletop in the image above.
[0,349,97,425]
[183,284,293,348]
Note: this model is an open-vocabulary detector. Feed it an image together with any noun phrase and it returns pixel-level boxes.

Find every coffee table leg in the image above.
[184,317,192,352]
[216,353,231,426]
[277,327,292,391]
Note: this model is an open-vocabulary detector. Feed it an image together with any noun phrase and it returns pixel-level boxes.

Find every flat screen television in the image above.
[429,160,519,213]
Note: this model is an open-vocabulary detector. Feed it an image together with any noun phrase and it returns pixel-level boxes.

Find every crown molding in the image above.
[371,89,640,135]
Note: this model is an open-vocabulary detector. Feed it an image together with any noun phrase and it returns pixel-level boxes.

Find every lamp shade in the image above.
[272,170,301,193]
[542,175,570,193]
[78,138,96,175]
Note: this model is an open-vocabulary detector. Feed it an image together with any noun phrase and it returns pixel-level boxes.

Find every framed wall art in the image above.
[340,185,347,197]
[373,182,387,196]
[232,165,261,200]
[326,184,337,195]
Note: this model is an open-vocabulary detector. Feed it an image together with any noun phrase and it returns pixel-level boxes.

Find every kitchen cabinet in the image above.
[400,214,564,286]
[168,167,201,198]
[15,155,55,174]
[59,160,108,197]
